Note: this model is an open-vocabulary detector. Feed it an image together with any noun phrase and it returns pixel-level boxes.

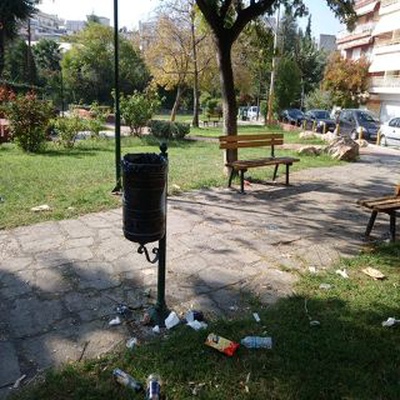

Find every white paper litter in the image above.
[382,317,400,327]
[335,269,349,279]
[31,204,51,212]
[108,316,122,326]
[187,320,208,331]
[165,311,180,329]
[253,312,261,322]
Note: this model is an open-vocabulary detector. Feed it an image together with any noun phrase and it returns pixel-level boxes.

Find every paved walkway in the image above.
[0,145,399,398]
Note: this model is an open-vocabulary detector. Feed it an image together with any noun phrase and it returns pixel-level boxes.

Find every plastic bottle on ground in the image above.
[113,368,143,392]
[240,336,272,349]
[146,373,162,399]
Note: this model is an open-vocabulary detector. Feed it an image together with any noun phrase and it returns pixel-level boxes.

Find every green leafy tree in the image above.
[32,39,63,107]
[274,56,302,110]
[194,0,356,164]
[323,52,370,108]
[304,88,334,111]
[2,38,38,85]
[0,0,37,77]
[62,23,150,105]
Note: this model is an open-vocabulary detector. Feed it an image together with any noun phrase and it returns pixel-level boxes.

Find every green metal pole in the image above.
[112,0,121,193]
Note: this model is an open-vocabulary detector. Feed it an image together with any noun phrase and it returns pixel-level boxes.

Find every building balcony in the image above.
[337,22,376,43]
[379,0,400,14]
[370,76,400,94]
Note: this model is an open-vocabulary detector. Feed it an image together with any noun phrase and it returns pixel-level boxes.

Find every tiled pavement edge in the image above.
[0,145,399,398]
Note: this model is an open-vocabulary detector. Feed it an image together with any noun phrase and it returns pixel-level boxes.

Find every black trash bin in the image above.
[121,153,168,245]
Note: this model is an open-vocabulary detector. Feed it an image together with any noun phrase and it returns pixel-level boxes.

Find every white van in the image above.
[247,106,260,120]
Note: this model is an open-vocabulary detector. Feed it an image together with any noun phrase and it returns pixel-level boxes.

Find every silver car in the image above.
[379,117,400,147]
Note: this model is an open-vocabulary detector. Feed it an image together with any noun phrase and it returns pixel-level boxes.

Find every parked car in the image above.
[279,108,305,126]
[304,109,336,133]
[337,109,380,141]
[379,117,400,147]
[247,106,260,120]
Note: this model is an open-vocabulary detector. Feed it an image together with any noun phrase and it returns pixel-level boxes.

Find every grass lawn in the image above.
[0,129,338,229]
[10,243,400,400]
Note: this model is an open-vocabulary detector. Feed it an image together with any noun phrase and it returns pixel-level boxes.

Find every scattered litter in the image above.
[126,337,138,349]
[205,333,239,356]
[67,206,75,211]
[108,316,122,326]
[382,317,400,327]
[244,180,251,186]
[187,320,208,331]
[253,312,261,323]
[113,368,143,392]
[185,310,204,323]
[309,320,321,327]
[229,305,239,311]
[189,381,206,396]
[335,269,349,279]
[141,312,151,326]
[146,373,162,399]
[308,266,317,274]
[78,340,90,362]
[116,303,132,318]
[245,372,251,393]
[319,283,332,290]
[362,267,385,280]
[31,204,51,212]
[165,311,180,329]
[0,196,4,203]
[13,375,27,389]
[172,184,181,191]
[240,336,272,349]
[152,325,160,334]
[143,288,152,298]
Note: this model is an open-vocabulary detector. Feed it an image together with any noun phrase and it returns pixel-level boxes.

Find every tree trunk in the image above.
[170,85,183,122]
[0,31,5,78]
[216,37,237,164]
[191,17,200,128]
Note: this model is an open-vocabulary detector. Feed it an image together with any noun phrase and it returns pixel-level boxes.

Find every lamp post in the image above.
[266,6,280,125]
[112,0,122,193]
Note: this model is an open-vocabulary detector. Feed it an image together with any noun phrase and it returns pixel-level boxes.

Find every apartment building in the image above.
[337,0,400,121]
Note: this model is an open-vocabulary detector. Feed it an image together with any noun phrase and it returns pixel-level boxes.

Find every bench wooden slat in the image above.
[357,195,400,207]
[227,157,299,169]
[219,133,283,142]
[220,139,283,149]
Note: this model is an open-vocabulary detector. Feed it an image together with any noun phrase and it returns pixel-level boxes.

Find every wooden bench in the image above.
[202,113,221,127]
[219,133,300,193]
[357,189,400,242]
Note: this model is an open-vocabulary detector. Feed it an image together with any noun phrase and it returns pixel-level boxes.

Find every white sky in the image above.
[38,0,344,36]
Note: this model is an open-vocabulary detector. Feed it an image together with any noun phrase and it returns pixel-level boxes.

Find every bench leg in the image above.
[228,168,236,188]
[365,210,378,237]
[389,212,396,242]
[272,164,279,181]
[240,170,245,194]
[285,164,291,185]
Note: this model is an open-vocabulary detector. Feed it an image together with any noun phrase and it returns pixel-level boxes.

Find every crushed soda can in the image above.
[205,333,239,356]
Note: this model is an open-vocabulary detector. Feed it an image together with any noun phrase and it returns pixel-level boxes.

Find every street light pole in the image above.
[266,6,280,125]
[112,0,122,193]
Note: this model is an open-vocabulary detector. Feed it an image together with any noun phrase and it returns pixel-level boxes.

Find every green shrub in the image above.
[6,92,53,152]
[120,90,160,136]
[86,101,107,138]
[148,120,190,139]
[53,115,86,148]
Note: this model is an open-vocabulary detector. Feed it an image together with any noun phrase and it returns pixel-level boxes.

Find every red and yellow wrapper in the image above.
[205,333,239,356]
